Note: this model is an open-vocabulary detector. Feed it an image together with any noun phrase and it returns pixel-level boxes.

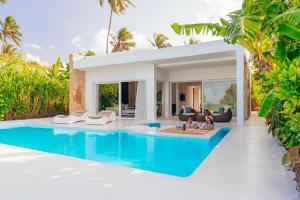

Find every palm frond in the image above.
[274,6,300,25]
[1,44,18,57]
[106,0,135,15]
[149,33,172,49]
[0,0,7,4]
[184,37,200,45]
[1,16,22,46]
[110,27,136,52]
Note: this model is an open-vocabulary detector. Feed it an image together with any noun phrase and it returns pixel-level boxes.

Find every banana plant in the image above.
[258,90,275,117]
[171,0,300,148]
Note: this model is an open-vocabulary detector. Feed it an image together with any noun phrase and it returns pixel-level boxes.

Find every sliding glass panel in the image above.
[98,83,119,115]
[121,82,137,118]
[203,80,236,116]
[156,81,163,118]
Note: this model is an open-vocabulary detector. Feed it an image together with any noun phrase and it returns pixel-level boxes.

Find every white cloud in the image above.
[71,29,151,54]
[132,32,151,49]
[194,0,241,23]
[25,53,50,66]
[71,35,83,48]
[49,45,55,49]
[90,28,109,54]
[28,43,42,50]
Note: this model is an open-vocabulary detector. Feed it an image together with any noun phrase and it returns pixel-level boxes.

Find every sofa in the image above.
[195,110,212,122]
[211,108,233,122]
[179,108,197,121]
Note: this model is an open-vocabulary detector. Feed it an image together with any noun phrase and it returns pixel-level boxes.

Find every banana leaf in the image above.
[278,23,300,40]
[258,90,275,117]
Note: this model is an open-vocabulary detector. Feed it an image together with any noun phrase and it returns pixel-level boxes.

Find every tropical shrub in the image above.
[172,0,300,148]
[0,54,69,120]
[0,93,9,120]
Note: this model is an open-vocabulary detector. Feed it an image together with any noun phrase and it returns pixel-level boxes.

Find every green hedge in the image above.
[0,54,69,120]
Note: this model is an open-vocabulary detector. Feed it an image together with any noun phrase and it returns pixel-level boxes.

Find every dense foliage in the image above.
[172,0,300,148]
[0,0,69,120]
[0,54,69,120]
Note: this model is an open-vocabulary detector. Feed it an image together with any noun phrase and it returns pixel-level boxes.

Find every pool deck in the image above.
[0,113,298,200]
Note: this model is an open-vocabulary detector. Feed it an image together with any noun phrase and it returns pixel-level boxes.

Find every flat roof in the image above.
[74,40,241,70]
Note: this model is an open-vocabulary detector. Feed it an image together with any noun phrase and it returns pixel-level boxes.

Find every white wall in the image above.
[167,65,236,82]
[155,68,168,81]
[165,64,236,117]
[84,63,156,120]
[83,60,240,122]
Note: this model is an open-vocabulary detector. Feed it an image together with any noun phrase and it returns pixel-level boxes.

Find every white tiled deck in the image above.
[0,114,298,200]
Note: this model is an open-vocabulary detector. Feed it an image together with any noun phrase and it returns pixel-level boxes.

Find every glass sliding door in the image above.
[203,80,237,116]
[156,81,163,118]
[121,82,137,118]
[98,83,120,115]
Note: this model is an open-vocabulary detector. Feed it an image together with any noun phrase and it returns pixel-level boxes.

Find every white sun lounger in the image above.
[85,110,116,125]
[53,110,89,124]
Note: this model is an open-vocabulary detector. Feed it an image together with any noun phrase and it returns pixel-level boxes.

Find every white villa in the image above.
[69,40,250,125]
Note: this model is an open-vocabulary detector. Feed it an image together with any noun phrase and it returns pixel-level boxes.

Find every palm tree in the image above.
[99,0,135,54]
[0,16,22,46]
[51,57,63,78]
[149,33,172,49]
[85,50,96,56]
[184,37,200,45]
[110,27,136,52]
[1,44,17,56]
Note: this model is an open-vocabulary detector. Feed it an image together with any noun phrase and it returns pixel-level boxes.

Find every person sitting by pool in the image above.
[185,116,199,129]
[201,115,214,130]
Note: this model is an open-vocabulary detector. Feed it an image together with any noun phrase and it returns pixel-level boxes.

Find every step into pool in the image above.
[0,125,230,177]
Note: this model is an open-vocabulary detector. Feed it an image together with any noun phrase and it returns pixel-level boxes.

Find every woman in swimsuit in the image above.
[201,115,214,130]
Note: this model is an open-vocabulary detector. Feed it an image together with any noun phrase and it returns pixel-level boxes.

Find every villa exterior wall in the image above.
[167,65,236,82]
[71,41,248,124]
[69,54,86,114]
[244,62,251,120]
[83,63,156,120]
[155,68,168,81]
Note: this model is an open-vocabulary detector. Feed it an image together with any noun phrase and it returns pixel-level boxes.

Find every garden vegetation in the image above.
[0,0,69,120]
[172,0,300,149]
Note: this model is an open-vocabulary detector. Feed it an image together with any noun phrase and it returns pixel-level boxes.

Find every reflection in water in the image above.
[0,127,229,177]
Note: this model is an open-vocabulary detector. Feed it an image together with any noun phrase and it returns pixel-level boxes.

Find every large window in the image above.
[98,83,119,115]
[203,80,236,116]
[97,81,146,119]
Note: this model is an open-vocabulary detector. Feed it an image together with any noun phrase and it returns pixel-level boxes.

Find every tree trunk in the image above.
[106,8,113,54]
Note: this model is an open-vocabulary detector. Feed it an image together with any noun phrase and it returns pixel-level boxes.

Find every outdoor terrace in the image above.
[0,113,298,200]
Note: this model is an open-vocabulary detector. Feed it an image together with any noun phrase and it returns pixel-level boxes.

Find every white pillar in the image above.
[175,83,179,115]
[95,84,99,114]
[86,81,95,114]
[164,81,170,118]
[236,46,245,126]
[146,76,156,121]
[118,82,122,117]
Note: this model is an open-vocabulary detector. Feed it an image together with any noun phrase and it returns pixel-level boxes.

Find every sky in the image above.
[0,0,243,66]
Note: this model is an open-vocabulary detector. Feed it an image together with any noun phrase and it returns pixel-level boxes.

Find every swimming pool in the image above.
[0,125,230,177]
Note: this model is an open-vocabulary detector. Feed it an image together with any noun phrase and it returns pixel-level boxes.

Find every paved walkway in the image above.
[0,114,298,200]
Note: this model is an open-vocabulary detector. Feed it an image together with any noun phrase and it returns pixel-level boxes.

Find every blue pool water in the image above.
[0,125,230,177]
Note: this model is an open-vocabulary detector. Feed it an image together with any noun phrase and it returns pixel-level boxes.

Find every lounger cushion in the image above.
[219,107,225,114]
[183,113,195,116]
[182,106,192,113]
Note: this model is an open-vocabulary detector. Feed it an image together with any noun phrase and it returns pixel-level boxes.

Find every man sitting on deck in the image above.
[186,116,199,129]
